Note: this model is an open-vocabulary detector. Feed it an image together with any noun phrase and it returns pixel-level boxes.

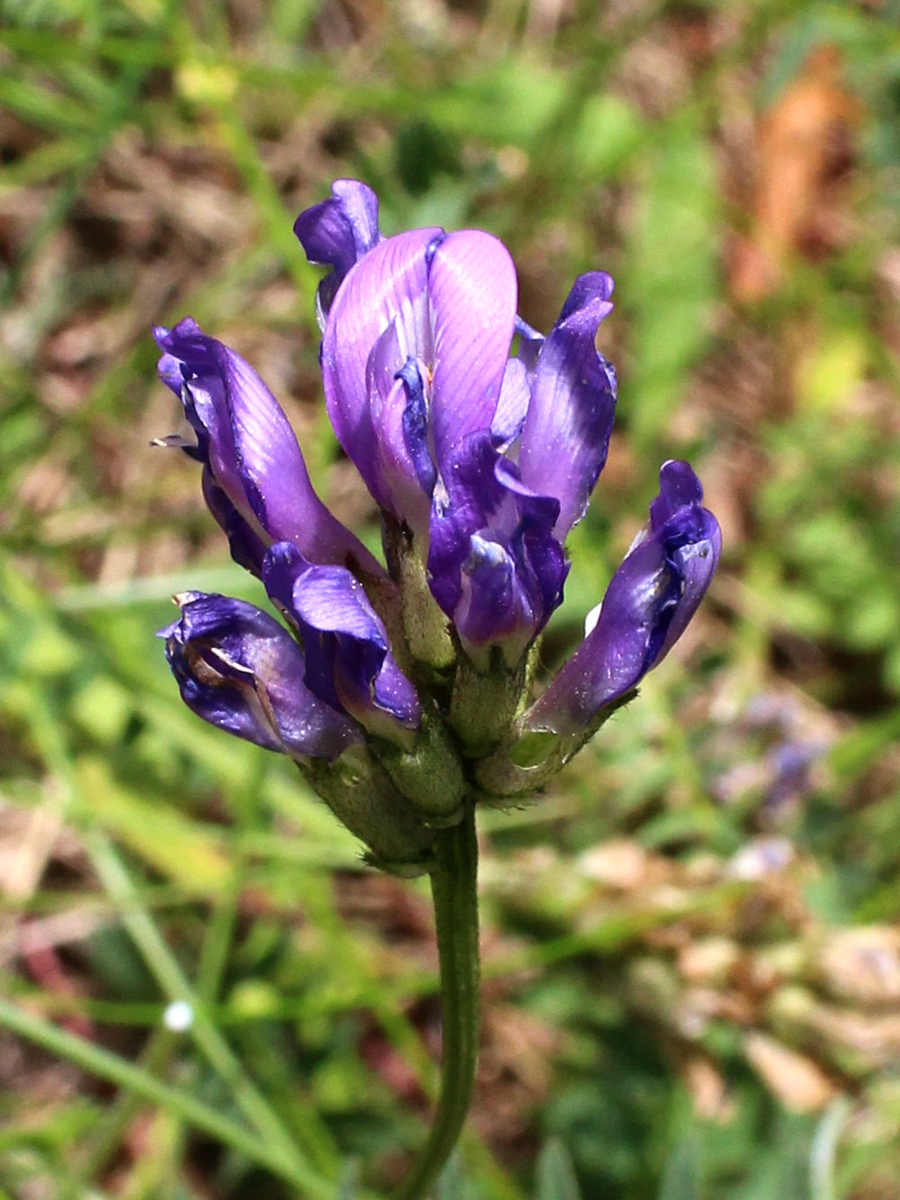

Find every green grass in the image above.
[2,0,900,1196]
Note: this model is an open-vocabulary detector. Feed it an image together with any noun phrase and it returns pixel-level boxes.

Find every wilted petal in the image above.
[525,460,721,737]
[154,319,380,579]
[518,272,617,539]
[427,231,518,472]
[160,592,361,761]
[263,542,421,743]
[293,179,382,325]
[321,227,441,516]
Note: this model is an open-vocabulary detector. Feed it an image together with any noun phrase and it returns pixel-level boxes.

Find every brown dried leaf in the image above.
[817,927,900,1008]
[730,46,861,301]
[744,1031,838,1112]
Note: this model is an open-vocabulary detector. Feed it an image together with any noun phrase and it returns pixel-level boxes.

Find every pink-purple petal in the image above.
[427,230,518,472]
[321,228,441,514]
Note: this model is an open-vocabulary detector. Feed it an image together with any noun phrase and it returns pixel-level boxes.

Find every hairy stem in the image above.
[395,803,480,1200]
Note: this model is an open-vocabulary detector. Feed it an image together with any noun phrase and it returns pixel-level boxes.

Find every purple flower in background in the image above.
[154,179,720,861]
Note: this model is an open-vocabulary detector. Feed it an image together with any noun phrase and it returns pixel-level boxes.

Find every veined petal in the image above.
[518,272,617,539]
[263,542,421,744]
[524,461,721,737]
[160,592,361,761]
[154,319,381,579]
[293,179,382,325]
[321,227,442,516]
[428,231,518,473]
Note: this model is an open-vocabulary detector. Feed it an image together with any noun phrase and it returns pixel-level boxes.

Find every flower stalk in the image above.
[397,804,480,1200]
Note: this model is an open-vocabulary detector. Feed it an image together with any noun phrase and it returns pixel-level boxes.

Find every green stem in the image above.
[395,803,481,1200]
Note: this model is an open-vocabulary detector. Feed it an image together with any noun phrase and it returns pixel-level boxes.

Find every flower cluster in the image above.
[155,180,720,869]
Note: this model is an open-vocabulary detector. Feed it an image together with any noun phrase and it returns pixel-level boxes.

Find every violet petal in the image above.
[518,272,617,539]
[160,592,361,761]
[154,319,380,578]
[293,179,382,324]
[427,230,518,473]
[525,461,721,737]
[263,542,421,741]
[428,431,566,659]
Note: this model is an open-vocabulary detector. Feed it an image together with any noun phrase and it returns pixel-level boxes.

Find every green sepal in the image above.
[300,748,436,865]
[377,710,466,819]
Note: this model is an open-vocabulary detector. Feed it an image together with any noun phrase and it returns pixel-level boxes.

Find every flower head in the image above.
[154,179,720,866]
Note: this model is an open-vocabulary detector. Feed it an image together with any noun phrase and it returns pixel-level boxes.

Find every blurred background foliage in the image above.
[1,0,900,1197]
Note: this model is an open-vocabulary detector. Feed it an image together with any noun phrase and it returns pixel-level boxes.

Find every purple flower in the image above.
[262,540,420,746]
[153,317,383,582]
[155,178,721,855]
[295,186,619,662]
[160,592,361,762]
[473,461,720,796]
[160,592,436,862]
[525,460,721,739]
[153,316,422,765]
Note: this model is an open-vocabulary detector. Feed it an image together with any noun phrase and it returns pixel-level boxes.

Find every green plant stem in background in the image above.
[395,804,481,1200]
[0,996,332,1196]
